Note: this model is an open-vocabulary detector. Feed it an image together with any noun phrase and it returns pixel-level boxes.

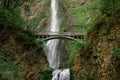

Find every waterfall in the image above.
[45,0,70,80]
[52,69,70,80]
[45,0,60,69]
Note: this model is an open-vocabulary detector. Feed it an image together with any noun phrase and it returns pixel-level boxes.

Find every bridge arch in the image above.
[43,36,80,42]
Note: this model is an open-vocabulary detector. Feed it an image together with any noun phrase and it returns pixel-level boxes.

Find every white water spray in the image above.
[52,69,70,80]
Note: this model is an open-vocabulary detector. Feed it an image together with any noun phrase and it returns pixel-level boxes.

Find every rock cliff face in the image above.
[21,0,50,32]
[73,25,120,80]
[0,27,49,79]
[21,0,90,32]
[73,0,120,79]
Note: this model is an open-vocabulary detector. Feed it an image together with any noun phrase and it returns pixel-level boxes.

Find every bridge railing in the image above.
[37,32,85,36]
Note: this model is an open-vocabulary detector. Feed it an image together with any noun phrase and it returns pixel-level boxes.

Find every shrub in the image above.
[0,50,24,80]
[39,67,52,80]
[0,5,23,28]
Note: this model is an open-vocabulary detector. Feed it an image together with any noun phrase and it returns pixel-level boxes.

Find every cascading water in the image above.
[45,0,70,80]
[52,69,70,80]
[45,0,60,69]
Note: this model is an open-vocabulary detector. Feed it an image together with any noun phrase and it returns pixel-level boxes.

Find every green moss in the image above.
[102,25,109,34]
[71,0,102,33]
[62,41,88,68]
[39,67,52,80]
[0,5,23,27]
[0,52,24,80]
[80,71,92,80]
[112,48,120,58]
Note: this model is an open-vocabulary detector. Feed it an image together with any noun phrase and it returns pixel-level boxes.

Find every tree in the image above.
[0,0,30,9]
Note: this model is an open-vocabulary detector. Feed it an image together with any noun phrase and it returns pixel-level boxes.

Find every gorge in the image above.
[0,0,120,80]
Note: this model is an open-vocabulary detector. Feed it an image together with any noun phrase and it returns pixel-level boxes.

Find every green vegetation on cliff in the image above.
[0,0,120,80]
[72,0,120,80]
[0,0,50,80]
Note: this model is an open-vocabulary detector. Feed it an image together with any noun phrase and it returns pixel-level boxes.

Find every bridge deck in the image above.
[35,32,85,40]
[36,32,85,36]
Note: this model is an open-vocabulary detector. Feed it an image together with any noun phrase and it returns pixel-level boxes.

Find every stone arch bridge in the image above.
[36,32,85,41]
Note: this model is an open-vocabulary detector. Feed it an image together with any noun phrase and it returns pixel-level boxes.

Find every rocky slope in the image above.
[73,0,120,79]
[0,26,49,79]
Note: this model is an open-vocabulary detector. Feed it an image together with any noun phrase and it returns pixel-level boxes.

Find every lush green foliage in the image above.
[80,71,92,80]
[0,0,38,28]
[0,5,23,27]
[0,0,32,9]
[70,0,120,34]
[63,40,88,67]
[16,30,43,49]
[0,0,120,80]
[24,16,48,31]
[0,0,44,79]
[0,49,24,80]
[39,67,52,80]
[112,48,120,57]
[23,0,50,31]
[101,0,120,14]
[72,0,102,33]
